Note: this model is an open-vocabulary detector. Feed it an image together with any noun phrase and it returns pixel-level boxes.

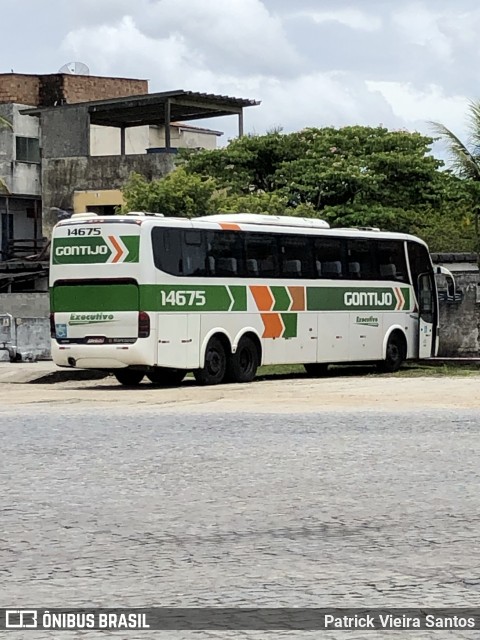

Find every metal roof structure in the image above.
[23,89,260,144]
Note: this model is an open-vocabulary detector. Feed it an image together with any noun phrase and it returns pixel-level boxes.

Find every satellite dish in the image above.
[58,61,90,75]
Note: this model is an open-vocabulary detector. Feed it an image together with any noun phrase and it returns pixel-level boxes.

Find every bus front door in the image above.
[418,272,435,358]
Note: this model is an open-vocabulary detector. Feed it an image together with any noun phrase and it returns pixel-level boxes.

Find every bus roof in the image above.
[56,212,428,246]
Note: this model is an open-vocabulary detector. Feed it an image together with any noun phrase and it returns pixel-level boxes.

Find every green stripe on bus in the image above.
[51,283,411,314]
[271,286,291,311]
[228,286,247,311]
[281,313,297,338]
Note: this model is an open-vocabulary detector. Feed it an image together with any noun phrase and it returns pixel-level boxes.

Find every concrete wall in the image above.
[437,271,480,356]
[42,153,175,236]
[149,125,220,150]
[40,105,90,159]
[0,293,50,361]
[0,292,49,317]
[0,313,50,361]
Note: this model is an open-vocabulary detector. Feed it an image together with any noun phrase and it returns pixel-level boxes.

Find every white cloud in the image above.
[366,81,468,129]
[70,0,304,79]
[295,8,382,32]
[392,4,452,61]
[52,1,478,148]
[63,16,203,83]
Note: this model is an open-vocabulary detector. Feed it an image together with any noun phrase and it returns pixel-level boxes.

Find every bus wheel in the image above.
[226,336,259,383]
[304,363,329,377]
[146,368,186,386]
[378,333,406,373]
[114,369,145,386]
[194,337,227,386]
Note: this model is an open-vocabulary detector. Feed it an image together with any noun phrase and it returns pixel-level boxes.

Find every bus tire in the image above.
[304,363,329,377]
[114,369,145,386]
[226,336,259,383]
[378,332,406,373]
[146,368,186,386]
[194,337,227,386]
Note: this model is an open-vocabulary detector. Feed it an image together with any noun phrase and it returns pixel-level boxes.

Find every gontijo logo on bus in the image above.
[53,236,140,264]
[307,286,409,311]
[344,287,406,310]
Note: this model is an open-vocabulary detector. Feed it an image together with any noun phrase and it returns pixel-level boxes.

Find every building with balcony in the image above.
[25,89,259,236]
[0,72,149,262]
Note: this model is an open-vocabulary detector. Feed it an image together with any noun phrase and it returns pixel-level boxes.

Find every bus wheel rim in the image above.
[239,347,252,373]
[207,349,222,375]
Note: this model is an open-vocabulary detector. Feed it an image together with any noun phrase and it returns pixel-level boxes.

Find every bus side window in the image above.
[183,230,207,276]
[407,241,432,298]
[152,227,183,275]
[245,234,279,278]
[347,239,375,279]
[377,240,407,282]
[279,235,314,279]
[314,238,345,279]
[205,231,244,277]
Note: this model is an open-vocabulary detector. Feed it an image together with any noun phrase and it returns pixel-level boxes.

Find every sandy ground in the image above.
[0,363,479,412]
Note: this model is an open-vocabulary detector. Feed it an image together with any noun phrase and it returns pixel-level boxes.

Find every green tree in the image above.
[121,167,218,217]
[122,126,478,250]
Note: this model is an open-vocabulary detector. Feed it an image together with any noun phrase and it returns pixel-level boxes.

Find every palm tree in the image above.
[0,114,13,193]
[431,101,480,241]
[431,101,480,179]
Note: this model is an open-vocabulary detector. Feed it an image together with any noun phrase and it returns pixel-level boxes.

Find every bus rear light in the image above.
[49,313,56,338]
[138,311,150,338]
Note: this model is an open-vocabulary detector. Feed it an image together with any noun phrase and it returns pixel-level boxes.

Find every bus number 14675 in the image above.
[160,290,206,307]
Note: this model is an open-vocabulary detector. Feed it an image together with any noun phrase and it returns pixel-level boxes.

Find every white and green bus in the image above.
[49,212,453,386]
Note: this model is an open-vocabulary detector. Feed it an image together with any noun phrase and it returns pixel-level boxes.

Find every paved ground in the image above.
[2,375,480,638]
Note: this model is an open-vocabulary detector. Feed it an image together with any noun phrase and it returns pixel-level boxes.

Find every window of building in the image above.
[16,137,40,164]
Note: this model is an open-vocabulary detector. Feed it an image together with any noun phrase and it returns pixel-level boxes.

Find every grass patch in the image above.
[393,363,480,377]
[255,362,480,381]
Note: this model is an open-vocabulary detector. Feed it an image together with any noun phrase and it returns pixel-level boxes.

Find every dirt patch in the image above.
[1,374,480,413]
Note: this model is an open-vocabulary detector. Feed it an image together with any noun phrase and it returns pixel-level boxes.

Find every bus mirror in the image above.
[435,265,456,300]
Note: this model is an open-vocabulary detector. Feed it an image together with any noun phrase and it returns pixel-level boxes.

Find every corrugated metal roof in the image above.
[22,90,260,127]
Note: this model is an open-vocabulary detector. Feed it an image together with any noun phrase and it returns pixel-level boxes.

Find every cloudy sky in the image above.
[1,0,477,146]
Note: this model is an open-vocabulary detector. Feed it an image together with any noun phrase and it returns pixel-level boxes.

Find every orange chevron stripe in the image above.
[250,285,274,311]
[261,313,283,338]
[287,286,305,311]
[219,223,240,231]
[109,235,123,263]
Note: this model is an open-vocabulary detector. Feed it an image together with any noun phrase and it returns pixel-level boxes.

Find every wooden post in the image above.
[238,110,244,137]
